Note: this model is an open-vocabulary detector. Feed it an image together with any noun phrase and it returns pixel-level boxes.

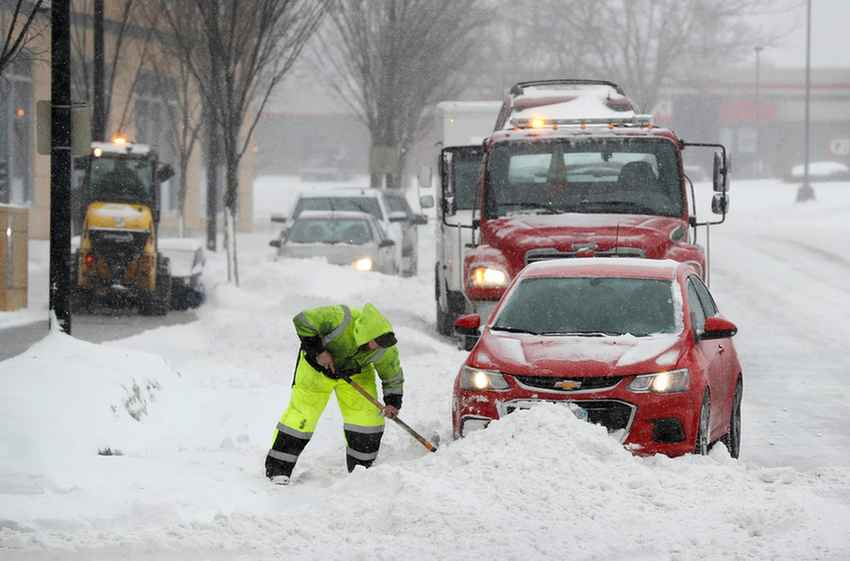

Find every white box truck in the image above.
[432,101,501,335]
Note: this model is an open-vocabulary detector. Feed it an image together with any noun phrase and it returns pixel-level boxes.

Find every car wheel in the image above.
[721,379,743,459]
[694,389,711,455]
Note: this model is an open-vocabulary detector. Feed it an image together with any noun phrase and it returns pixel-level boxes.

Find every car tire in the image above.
[694,389,711,455]
[436,300,454,336]
[721,379,743,459]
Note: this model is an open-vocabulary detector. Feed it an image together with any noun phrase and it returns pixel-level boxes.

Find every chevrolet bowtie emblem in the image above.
[554,379,582,390]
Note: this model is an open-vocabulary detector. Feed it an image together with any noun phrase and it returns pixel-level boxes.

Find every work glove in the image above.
[383,393,403,410]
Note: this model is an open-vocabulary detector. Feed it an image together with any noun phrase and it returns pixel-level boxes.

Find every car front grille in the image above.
[514,375,622,392]
[525,247,645,265]
[501,399,634,433]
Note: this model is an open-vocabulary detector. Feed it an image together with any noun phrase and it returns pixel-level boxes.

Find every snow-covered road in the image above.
[1,178,848,560]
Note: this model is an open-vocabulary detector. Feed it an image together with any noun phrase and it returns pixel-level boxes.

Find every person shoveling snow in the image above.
[265,303,406,485]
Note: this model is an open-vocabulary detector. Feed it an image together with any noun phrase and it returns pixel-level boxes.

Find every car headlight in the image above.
[628,368,689,393]
[352,257,373,271]
[459,366,510,391]
[469,266,509,289]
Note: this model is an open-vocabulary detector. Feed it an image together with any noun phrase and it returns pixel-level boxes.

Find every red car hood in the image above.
[483,213,684,258]
[471,331,685,377]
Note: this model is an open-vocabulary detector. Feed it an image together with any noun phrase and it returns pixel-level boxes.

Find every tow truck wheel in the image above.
[140,257,172,316]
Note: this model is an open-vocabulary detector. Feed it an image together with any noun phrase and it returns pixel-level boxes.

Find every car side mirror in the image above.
[701,316,737,340]
[711,192,730,215]
[156,164,175,183]
[388,211,408,223]
[270,213,287,224]
[269,239,281,248]
[379,239,395,248]
[454,313,481,351]
[419,194,435,209]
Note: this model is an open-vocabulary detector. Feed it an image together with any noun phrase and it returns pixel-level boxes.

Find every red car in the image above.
[451,258,742,458]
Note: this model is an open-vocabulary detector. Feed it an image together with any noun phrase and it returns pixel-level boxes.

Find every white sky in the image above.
[754,0,850,68]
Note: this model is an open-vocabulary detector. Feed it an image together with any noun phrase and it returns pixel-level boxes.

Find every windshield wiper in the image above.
[499,203,560,215]
[539,330,626,337]
[490,325,541,335]
[574,201,660,215]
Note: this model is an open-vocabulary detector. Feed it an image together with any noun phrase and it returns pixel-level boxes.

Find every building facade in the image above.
[0,2,255,239]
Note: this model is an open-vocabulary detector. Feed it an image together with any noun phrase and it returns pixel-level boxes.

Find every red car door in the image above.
[686,278,726,441]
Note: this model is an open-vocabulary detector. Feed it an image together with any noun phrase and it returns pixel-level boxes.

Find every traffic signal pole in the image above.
[49,0,72,334]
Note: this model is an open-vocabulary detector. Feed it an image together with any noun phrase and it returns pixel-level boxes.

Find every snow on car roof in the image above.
[523,257,681,279]
[294,210,375,221]
[299,187,379,197]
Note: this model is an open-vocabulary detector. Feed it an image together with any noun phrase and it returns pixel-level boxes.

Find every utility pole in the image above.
[50,0,72,334]
[754,45,763,177]
[797,0,815,202]
[92,0,105,141]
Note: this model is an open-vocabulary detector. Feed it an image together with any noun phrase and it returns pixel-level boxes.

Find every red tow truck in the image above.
[457,80,730,336]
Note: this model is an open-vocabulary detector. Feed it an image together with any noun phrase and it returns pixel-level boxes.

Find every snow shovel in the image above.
[343,376,438,453]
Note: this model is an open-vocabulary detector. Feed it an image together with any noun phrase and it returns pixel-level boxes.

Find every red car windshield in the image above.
[492,277,677,337]
[485,138,683,218]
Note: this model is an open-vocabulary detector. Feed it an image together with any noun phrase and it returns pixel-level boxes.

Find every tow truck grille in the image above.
[514,375,622,392]
[525,247,645,265]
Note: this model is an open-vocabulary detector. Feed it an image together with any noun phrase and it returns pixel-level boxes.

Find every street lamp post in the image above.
[754,46,763,177]
[797,0,815,202]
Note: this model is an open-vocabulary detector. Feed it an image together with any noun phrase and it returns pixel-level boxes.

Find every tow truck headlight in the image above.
[469,266,509,289]
[459,366,510,391]
[352,257,373,272]
[628,368,689,393]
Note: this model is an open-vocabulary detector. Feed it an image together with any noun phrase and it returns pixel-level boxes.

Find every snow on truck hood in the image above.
[472,331,683,376]
[484,213,683,253]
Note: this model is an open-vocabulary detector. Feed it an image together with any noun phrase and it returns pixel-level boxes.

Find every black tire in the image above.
[694,389,711,455]
[140,257,171,316]
[721,379,743,459]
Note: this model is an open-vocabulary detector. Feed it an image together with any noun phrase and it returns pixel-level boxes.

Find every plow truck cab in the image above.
[72,139,175,315]
[457,80,730,332]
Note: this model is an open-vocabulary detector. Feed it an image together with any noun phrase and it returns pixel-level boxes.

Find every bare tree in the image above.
[514,0,785,112]
[159,0,326,284]
[149,47,204,237]
[70,0,155,137]
[318,0,486,189]
[0,0,46,77]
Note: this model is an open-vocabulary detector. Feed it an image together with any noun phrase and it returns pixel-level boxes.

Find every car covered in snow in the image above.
[451,258,742,458]
[270,210,398,274]
[271,187,427,277]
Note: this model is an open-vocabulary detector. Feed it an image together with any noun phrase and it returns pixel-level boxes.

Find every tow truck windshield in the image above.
[89,156,154,202]
[485,138,683,218]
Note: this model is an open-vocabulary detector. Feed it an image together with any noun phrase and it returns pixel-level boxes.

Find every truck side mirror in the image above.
[711,192,730,215]
[712,152,728,192]
[270,213,287,224]
[417,165,432,189]
[419,194,435,209]
[269,239,281,248]
[157,164,175,183]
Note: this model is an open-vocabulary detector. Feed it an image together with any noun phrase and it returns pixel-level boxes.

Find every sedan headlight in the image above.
[628,368,689,393]
[459,366,510,391]
[469,266,509,289]
[352,257,373,271]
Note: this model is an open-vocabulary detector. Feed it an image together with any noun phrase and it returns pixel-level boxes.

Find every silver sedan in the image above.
[270,211,398,274]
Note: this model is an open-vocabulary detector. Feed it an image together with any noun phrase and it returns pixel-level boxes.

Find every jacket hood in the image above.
[353,303,393,346]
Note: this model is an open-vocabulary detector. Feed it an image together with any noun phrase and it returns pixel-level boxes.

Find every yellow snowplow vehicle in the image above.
[72,139,175,315]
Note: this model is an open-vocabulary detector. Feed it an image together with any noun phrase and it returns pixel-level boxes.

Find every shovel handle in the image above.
[344,377,437,453]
